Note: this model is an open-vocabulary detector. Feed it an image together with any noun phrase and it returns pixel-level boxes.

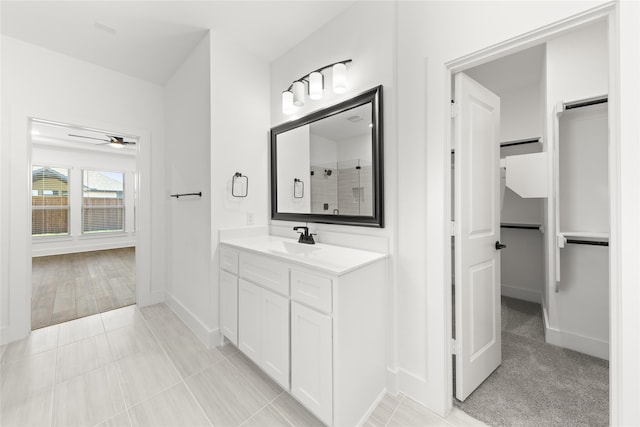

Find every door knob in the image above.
[495,241,507,250]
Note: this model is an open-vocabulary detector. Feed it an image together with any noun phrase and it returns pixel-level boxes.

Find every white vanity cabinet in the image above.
[219,236,387,427]
[291,297,333,423]
[233,253,290,390]
[219,247,239,346]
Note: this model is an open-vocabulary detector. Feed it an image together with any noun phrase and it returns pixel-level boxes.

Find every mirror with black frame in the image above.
[270,85,383,227]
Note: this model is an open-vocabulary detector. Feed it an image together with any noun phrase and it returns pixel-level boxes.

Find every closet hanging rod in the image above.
[170,192,202,199]
[500,224,541,230]
[565,239,609,247]
[500,137,540,148]
[563,95,608,111]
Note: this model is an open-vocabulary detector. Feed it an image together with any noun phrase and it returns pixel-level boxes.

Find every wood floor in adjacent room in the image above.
[31,247,135,330]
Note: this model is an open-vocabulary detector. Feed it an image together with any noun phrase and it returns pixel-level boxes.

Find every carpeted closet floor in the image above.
[31,247,135,330]
[455,296,609,427]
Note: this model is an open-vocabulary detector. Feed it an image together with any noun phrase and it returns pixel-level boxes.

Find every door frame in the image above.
[444,2,619,420]
[3,106,154,343]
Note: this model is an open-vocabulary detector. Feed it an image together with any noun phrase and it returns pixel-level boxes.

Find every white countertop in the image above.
[220,235,387,275]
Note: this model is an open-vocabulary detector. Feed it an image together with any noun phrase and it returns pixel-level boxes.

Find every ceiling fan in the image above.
[68,133,136,146]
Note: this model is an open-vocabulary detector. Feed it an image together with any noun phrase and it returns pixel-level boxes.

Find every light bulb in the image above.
[332,63,347,94]
[282,90,294,115]
[309,71,323,100]
[292,81,305,107]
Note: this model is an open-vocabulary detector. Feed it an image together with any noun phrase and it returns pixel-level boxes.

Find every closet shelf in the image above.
[557,231,609,248]
[558,231,609,240]
[499,137,541,148]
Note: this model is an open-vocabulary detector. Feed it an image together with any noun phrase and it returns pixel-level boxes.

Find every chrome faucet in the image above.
[293,226,316,245]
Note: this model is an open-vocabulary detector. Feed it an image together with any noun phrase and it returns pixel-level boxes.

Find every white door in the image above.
[291,302,332,426]
[238,279,261,364]
[454,73,502,401]
[260,288,290,389]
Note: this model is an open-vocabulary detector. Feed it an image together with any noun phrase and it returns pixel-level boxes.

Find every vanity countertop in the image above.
[220,235,387,276]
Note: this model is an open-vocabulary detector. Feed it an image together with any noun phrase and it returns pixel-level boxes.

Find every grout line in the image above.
[48,337,60,427]
[383,394,405,427]
[103,310,135,427]
[138,304,215,427]
[239,392,288,427]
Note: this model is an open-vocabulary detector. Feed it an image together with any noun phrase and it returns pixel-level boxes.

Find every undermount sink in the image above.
[271,240,320,256]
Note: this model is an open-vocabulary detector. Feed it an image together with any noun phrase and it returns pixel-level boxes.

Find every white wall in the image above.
[0,35,165,344]
[545,21,609,358]
[209,29,271,341]
[396,0,618,415]
[338,134,372,164]
[31,144,136,256]
[164,30,270,347]
[269,0,398,395]
[277,125,311,213]
[310,133,337,166]
[164,34,214,343]
[500,83,544,143]
[499,83,545,303]
[615,2,640,423]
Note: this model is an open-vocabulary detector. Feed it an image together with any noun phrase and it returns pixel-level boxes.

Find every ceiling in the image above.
[1,1,357,84]
[464,44,546,95]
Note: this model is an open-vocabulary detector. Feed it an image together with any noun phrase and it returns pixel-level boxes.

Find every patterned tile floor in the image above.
[1,304,484,427]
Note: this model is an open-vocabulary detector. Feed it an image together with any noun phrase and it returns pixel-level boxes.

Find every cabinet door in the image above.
[238,279,260,364]
[260,289,290,390]
[291,302,332,426]
[220,270,238,345]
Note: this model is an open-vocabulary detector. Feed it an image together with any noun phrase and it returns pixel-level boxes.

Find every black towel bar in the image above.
[170,192,202,199]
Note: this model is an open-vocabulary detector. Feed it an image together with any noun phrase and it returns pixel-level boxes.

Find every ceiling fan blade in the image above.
[68,133,109,142]
[108,136,136,145]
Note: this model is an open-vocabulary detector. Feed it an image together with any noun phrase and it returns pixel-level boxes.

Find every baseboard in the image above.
[386,367,399,396]
[398,368,428,407]
[356,388,388,427]
[545,323,609,360]
[32,240,135,257]
[501,284,541,303]
[165,294,221,348]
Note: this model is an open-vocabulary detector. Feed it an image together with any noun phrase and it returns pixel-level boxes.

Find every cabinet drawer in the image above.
[240,253,289,296]
[220,246,239,275]
[291,270,332,313]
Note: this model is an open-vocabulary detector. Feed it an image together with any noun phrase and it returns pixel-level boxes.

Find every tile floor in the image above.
[1,304,484,427]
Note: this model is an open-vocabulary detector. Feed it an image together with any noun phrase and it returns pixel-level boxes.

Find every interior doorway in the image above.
[30,119,139,329]
[450,18,611,426]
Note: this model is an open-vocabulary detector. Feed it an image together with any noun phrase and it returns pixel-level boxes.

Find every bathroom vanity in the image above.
[219,235,387,426]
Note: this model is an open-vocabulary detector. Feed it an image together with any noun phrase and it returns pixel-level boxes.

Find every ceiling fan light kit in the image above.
[68,133,136,147]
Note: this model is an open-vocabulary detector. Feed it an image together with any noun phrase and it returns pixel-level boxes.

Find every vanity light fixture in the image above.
[292,81,305,106]
[282,59,352,115]
[332,63,347,94]
[308,71,323,100]
[282,90,294,115]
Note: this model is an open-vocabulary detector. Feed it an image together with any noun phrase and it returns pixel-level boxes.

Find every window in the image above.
[82,170,124,233]
[32,166,70,236]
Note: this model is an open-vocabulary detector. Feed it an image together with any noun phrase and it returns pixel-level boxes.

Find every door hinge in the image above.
[449,221,456,236]
[451,338,458,355]
[450,100,459,118]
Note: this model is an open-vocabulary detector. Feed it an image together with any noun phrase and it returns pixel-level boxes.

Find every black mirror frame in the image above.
[270,85,383,227]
